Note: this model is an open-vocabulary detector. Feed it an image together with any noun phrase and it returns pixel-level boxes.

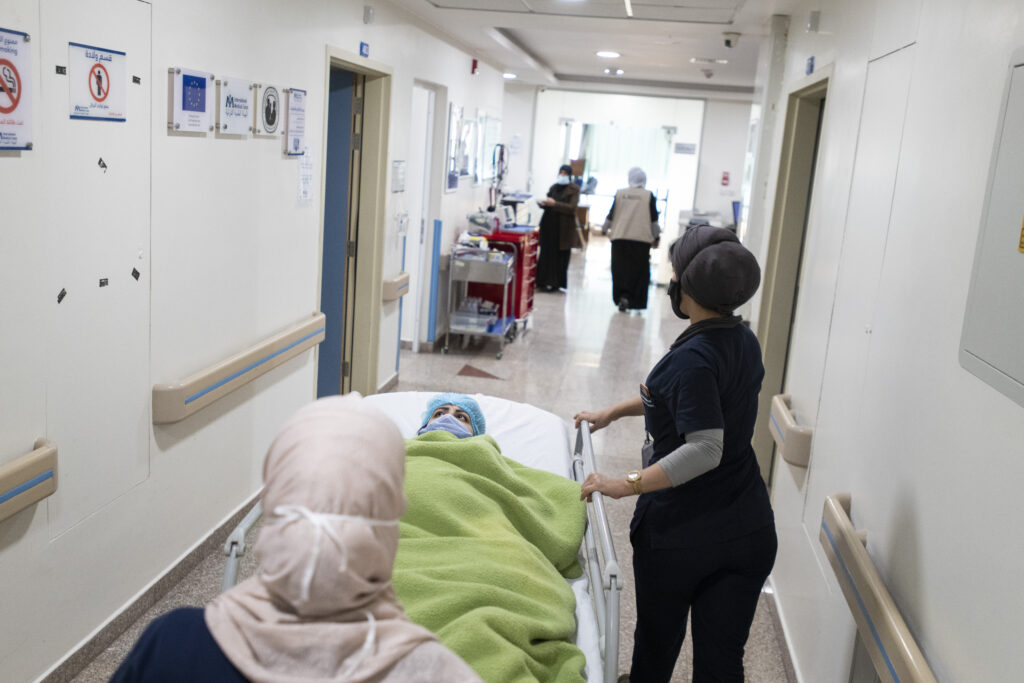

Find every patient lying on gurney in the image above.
[111,394,482,683]
[394,393,589,683]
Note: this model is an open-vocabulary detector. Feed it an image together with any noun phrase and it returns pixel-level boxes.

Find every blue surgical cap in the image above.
[421,393,486,435]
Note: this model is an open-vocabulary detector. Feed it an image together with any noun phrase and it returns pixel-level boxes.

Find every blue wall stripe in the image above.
[821,520,900,683]
[0,470,54,506]
[770,413,786,443]
[428,219,442,342]
[185,328,324,405]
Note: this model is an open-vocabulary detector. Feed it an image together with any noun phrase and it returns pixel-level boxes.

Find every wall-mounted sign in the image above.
[285,87,305,155]
[69,42,125,121]
[168,67,213,133]
[674,142,697,155]
[253,83,283,136]
[217,77,251,135]
[0,26,32,150]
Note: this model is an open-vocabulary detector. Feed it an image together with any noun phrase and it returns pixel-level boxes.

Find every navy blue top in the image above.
[633,323,773,548]
[110,607,247,683]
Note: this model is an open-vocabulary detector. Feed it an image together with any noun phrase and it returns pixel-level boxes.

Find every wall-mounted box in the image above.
[960,48,1024,408]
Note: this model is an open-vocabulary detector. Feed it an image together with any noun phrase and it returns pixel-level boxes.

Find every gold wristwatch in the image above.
[626,470,643,495]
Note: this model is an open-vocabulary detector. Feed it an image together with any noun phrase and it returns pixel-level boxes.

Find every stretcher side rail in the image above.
[572,421,621,683]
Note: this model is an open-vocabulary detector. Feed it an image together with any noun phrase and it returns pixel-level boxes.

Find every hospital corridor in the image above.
[4,0,1024,682]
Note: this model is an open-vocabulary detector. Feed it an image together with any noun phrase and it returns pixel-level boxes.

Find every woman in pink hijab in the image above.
[112,394,481,682]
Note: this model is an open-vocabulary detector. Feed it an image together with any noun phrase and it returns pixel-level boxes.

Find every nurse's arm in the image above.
[573,396,643,432]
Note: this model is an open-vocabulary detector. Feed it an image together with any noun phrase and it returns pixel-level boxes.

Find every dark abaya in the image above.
[611,239,652,309]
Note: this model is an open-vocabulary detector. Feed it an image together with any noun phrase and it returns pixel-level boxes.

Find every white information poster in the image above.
[286,87,306,155]
[0,26,32,149]
[298,147,314,205]
[254,83,283,136]
[69,42,126,121]
[169,67,213,133]
[217,77,251,135]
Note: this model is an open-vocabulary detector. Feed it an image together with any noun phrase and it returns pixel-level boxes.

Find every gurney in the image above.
[221,392,620,682]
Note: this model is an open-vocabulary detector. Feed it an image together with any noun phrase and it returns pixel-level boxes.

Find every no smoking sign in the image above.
[0,26,31,150]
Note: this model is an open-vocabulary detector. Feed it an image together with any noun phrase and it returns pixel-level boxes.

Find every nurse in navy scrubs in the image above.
[574,226,776,683]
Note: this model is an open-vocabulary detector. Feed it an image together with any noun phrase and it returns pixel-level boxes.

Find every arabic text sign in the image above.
[0,26,32,149]
[69,42,126,121]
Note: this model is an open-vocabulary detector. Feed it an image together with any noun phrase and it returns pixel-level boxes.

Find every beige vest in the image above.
[604,188,659,243]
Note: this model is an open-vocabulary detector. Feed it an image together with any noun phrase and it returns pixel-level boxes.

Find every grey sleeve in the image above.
[656,428,724,487]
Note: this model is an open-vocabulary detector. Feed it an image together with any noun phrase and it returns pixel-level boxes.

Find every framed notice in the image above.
[217,77,252,135]
[253,83,283,137]
[168,67,213,133]
[0,26,32,149]
[285,87,305,155]
[69,42,126,121]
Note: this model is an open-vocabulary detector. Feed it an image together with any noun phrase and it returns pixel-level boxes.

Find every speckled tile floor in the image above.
[71,235,794,683]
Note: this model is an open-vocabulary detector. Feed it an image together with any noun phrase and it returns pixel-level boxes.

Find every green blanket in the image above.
[394,431,588,682]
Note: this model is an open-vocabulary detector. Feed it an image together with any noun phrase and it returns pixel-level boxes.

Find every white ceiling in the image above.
[385,0,801,94]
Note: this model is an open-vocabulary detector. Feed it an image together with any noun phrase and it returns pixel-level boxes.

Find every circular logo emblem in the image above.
[261,86,279,133]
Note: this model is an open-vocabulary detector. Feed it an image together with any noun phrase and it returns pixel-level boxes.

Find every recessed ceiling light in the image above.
[690,57,729,65]
[502,72,517,79]
[603,68,611,75]
[615,69,624,76]
[596,50,620,59]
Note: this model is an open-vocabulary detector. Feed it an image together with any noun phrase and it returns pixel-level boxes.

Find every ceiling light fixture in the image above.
[690,57,729,65]
[615,69,624,76]
[502,72,517,79]
[596,50,620,59]
[623,0,633,18]
[603,68,611,75]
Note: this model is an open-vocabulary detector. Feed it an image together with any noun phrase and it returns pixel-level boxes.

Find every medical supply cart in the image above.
[445,245,516,359]
[466,226,538,332]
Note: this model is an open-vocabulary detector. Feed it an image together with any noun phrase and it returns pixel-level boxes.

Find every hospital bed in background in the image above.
[221,391,621,683]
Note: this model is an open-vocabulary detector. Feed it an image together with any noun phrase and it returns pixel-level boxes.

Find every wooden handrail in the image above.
[819,494,937,683]
[152,312,326,424]
[0,439,58,523]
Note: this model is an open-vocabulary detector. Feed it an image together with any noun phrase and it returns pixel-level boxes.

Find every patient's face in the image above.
[428,404,474,434]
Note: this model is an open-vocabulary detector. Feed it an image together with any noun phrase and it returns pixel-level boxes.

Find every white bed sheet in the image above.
[363,391,603,682]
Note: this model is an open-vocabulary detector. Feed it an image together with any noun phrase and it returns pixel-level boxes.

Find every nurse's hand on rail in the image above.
[573,410,610,432]
[580,472,630,502]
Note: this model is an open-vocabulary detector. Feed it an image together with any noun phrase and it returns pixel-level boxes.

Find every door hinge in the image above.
[342,360,351,378]
[353,97,364,116]
[347,240,357,258]
[352,133,362,151]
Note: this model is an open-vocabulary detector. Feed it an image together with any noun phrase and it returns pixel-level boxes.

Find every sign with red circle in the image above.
[89,62,110,102]
[0,58,21,114]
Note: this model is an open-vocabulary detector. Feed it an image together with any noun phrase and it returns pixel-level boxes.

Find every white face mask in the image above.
[263,505,399,678]
[417,413,473,438]
[264,504,400,606]
[555,175,570,185]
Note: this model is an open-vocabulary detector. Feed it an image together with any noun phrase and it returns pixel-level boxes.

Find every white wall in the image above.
[746,1,1024,681]
[501,81,537,195]
[694,99,751,223]
[0,0,505,679]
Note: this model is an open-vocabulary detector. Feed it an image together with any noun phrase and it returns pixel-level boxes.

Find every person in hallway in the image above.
[111,394,481,683]
[602,167,661,312]
[417,392,486,438]
[573,225,777,683]
[536,163,581,291]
